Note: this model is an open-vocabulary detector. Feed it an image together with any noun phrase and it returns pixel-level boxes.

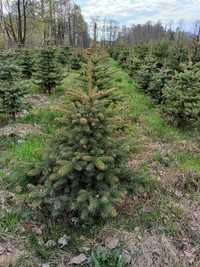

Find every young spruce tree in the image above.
[35,47,63,94]
[27,48,129,224]
[20,49,35,79]
[163,65,200,127]
[57,46,71,66]
[0,63,27,121]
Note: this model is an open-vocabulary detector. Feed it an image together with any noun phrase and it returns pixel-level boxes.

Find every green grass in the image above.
[1,135,47,187]
[17,108,64,134]
[28,232,51,260]
[0,134,47,183]
[0,210,21,233]
[10,135,46,162]
[175,151,200,173]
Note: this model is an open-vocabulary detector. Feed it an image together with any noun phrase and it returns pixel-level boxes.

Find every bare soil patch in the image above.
[0,123,42,138]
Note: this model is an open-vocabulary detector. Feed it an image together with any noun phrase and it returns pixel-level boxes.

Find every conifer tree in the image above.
[84,53,114,91]
[152,39,170,65]
[163,65,200,127]
[20,50,34,79]
[35,47,63,94]
[148,68,172,103]
[127,56,142,78]
[70,53,84,70]
[0,63,27,121]
[57,46,71,66]
[136,56,158,91]
[167,43,189,71]
[108,47,120,60]
[191,36,200,64]
[118,49,130,68]
[27,48,129,223]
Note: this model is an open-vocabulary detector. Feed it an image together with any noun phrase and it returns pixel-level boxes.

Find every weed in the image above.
[28,232,50,260]
[0,210,21,233]
[88,246,127,267]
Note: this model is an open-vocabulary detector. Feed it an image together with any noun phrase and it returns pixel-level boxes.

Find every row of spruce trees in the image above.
[0,47,84,121]
[109,39,200,128]
[25,47,131,224]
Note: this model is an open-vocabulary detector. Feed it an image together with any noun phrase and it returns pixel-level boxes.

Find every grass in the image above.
[175,151,200,173]
[0,135,47,188]
[0,210,21,233]
[111,192,186,238]
[10,135,46,162]
[28,232,51,260]
[17,108,64,134]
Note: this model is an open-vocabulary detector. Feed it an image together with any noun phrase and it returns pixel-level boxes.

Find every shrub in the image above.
[26,50,129,224]
[163,65,200,127]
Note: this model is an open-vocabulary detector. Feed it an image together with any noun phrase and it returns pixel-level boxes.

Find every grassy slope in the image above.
[0,59,200,266]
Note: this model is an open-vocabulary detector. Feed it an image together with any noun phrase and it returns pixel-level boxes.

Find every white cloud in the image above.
[77,0,200,28]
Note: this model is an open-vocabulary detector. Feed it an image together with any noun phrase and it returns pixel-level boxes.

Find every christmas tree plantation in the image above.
[27,49,129,224]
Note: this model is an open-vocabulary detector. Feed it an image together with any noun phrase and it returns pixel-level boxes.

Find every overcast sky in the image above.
[76,0,200,31]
